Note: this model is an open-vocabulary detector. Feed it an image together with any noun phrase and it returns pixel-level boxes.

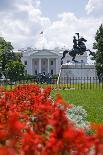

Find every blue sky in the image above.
[41,0,88,19]
[0,0,103,50]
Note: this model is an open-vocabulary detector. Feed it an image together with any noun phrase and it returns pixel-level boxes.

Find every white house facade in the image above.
[21,48,61,75]
[21,47,96,78]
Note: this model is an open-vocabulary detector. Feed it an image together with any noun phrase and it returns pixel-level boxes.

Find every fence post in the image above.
[78,77,80,89]
[90,77,91,89]
[70,77,71,88]
[102,77,103,89]
[84,77,85,89]
[93,77,94,89]
[81,77,82,90]
[67,76,68,89]
[96,77,98,89]
[99,78,100,90]
[87,77,88,89]
[75,77,77,90]
[72,77,74,88]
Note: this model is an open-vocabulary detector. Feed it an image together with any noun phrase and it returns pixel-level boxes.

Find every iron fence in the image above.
[0,77,103,90]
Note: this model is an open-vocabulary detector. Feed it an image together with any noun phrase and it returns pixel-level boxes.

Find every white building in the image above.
[21,47,88,75]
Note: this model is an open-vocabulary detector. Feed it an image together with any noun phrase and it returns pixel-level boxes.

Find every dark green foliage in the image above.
[93,24,103,77]
[0,37,25,81]
[5,60,25,81]
[0,37,14,71]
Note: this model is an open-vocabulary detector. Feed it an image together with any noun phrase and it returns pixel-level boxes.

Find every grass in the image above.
[51,89,103,123]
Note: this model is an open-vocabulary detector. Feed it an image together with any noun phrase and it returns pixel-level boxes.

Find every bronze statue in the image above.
[73,36,78,49]
[61,33,95,63]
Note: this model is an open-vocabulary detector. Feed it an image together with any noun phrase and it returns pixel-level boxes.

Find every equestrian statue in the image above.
[61,33,95,64]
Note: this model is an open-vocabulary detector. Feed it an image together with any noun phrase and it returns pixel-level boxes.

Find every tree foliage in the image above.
[0,37,15,71]
[0,37,25,80]
[5,60,25,81]
[93,24,103,77]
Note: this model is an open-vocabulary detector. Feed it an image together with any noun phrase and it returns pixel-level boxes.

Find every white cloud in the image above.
[85,0,103,15]
[0,0,102,52]
[0,0,51,48]
[35,12,102,50]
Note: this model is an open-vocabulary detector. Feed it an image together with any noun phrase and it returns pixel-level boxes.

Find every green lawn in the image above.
[51,89,103,123]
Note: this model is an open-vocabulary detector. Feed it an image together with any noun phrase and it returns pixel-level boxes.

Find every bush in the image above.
[23,74,36,80]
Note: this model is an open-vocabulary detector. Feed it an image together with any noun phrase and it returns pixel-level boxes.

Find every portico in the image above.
[32,58,57,75]
[24,49,59,75]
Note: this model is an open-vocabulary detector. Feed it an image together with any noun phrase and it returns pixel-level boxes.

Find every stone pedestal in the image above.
[59,62,97,83]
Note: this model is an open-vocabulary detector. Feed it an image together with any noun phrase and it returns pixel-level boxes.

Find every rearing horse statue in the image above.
[61,33,95,64]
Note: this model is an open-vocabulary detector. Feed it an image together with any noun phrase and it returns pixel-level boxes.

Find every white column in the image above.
[30,58,32,75]
[28,58,32,75]
[48,59,49,73]
[39,58,41,73]
[55,58,58,74]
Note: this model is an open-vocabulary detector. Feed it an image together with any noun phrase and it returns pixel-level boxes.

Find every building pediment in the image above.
[31,50,58,57]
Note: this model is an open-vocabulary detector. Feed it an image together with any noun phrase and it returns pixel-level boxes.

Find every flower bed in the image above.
[0,84,103,155]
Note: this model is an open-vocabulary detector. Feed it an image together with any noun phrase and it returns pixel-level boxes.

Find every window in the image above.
[51,69,53,75]
[81,60,84,63]
[24,61,27,65]
[43,61,45,65]
[67,60,70,63]
[35,61,37,65]
[35,70,37,75]
[51,61,53,65]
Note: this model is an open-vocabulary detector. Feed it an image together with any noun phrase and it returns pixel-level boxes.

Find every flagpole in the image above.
[40,31,44,50]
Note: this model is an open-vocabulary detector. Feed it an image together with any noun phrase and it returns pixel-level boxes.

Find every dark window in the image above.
[51,61,53,65]
[24,61,27,65]
[43,61,45,65]
[67,60,70,63]
[51,69,53,75]
[35,70,37,75]
[35,61,37,65]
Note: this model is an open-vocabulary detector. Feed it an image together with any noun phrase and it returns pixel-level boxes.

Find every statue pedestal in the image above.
[59,62,97,84]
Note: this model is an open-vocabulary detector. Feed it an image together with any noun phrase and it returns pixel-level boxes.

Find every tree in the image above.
[14,52,23,62]
[5,60,25,81]
[0,37,15,71]
[93,24,103,78]
[0,37,22,69]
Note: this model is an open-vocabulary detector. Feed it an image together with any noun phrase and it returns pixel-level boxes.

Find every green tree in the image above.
[0,37,15,71]
[93,24,103,77]
[5,60,25,81]
[15,52,23,62]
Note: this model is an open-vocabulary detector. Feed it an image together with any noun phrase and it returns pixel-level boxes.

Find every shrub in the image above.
[66,105,90,129]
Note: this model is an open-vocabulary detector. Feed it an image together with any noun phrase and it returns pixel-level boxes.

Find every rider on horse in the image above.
[73,36,78,49]
[61,33,94,63]
[73,33,87,55]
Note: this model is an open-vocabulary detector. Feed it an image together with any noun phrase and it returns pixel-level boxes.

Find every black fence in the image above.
[0,77,103,90]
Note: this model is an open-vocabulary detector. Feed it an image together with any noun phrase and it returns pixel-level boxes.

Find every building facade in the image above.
[21,47,96,77]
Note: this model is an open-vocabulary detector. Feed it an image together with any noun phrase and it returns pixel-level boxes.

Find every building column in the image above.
[30,58,32,75]
[28,58,32,75]
[48,59,49,73]
[55,58,58,74]
[39,58,41,73]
